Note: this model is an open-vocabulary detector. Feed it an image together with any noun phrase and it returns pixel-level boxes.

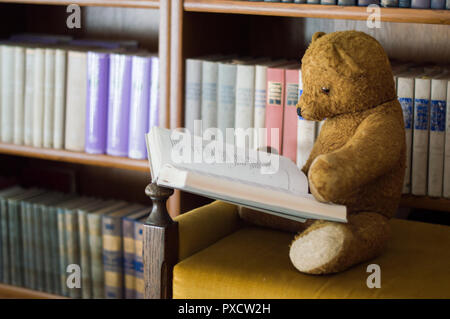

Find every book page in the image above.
[150,127,308,195]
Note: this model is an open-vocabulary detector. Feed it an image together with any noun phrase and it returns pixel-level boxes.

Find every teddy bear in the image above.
[240,30,406,274]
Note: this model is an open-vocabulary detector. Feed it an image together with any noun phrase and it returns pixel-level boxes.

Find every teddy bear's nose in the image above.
[297,107,302,118]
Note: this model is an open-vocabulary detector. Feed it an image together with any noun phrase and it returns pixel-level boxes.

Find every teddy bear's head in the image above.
[297,31,396,121]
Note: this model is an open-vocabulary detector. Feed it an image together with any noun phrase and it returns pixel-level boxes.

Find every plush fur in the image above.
[240,31,406,274]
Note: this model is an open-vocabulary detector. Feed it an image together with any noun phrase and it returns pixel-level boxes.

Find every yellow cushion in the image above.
[173,219,450,298]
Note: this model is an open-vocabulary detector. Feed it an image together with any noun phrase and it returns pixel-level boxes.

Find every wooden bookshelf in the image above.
[0,0,159,9]
[0,143,149,172]
[0,284,66,299]
[184,0,450,25]
[400,195,450,212]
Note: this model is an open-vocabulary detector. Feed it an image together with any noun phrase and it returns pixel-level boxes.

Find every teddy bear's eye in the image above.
[321,87,330,94]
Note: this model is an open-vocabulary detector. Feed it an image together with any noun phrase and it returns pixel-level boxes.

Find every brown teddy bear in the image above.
[241,30,406,274]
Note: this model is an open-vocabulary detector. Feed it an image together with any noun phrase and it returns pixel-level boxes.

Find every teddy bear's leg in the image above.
[289,212,390,274]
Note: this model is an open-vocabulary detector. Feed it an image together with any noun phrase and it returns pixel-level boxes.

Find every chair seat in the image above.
[173,219,450,298]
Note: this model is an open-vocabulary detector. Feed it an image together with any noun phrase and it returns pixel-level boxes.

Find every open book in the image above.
[146,127,347,223]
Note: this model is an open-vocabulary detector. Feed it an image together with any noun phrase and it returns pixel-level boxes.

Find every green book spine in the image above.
[134,220,145,299]
[122,218,136,299]
[65,209,81,298]
[78,210,92,299]
[33,202,44,291]
[27,202,36,290]
[41,203,53,293]
[49,207,61,295]
[8,200,23,287]
[20,202,29,288]
[1,199,10,284]
[103,215,124,299]
[57,208,69,297]
[88,214,105,298]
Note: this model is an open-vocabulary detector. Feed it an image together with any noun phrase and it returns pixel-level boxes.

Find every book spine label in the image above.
[24,48,35,146]
[13,47,25,145]
[185,59,202,134]
[149,57,159,130]
[33,48,45,148]
[128,56,151,160]
[265,68,285,153]
[65,51,87,152]
[78,210,91,299]
[53,49,67,149]
[103,216,124,299]
[412,78,431,196]
[254,65,267,150]
[88,214,105,298]
[444,81,450,198]
[282,69,300,163]
[1,45,15,143]
[57,209,69,296]
[235,65,255,149]
[201,61,219,131]
[107,54,132,157]
[428,79,447,197]
[43,49,56,148]
[134,221,145,299]
[411,0,430,7]
[122,219,136,299]
[397,76,415,194]
[86,52,110,154]
[217,63,237,136]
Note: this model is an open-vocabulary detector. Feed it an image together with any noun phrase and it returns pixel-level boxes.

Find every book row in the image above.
[0,33,159,160]
[184,56,450,199]
[246,0,450,9]
[0,185,151,299]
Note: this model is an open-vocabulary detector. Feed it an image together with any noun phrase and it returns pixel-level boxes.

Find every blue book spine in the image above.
[338,0,357,4]
[381,0,399,5]
[431,0,445,7]
[358,0,380,4]
[411,0,431,7]
[398,0,411,6]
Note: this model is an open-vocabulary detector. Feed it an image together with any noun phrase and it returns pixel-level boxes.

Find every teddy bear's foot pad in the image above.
[289,224,345,274]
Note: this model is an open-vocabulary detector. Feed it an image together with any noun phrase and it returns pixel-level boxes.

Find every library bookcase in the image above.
[0,0,449,298]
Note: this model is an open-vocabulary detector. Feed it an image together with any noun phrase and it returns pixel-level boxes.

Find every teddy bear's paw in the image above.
[289,223,345,274]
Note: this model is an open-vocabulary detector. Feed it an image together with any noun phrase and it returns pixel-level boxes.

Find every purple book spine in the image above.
[85,52,110,154]
[128,56,151,160]
[106,53,132,157]
[148,56,159,131]
[411,0,430,7]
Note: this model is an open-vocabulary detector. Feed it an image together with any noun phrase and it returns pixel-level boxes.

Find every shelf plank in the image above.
[0,284,67,299]
[184,0,450,25]
[0,143,149,172]
[400,195,450,212]
[0,0,159,9]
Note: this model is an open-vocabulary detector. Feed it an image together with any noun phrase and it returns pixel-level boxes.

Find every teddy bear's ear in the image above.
[312,32,326,43]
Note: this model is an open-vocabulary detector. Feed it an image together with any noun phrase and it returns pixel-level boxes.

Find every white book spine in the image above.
[217,63,237,135]
[13,47,25,145]
[428,78,447,197]
[32,48,45,148]
[253,65,267,149]
[24,48,35,146]
[315,120,325,141]
[65,51,87,152]
[53,49,67,149]
[235,64,255,149]
[444,80,450,199]
[296,117,316,170]
[411,77,431,196]
[43,49,56,148]
[1,45,15,143]
[201,61,219,132]
[397,76,415,194]
[184,59,202,133]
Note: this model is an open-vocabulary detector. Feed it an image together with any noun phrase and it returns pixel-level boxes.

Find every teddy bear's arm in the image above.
[307,111,404,203]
